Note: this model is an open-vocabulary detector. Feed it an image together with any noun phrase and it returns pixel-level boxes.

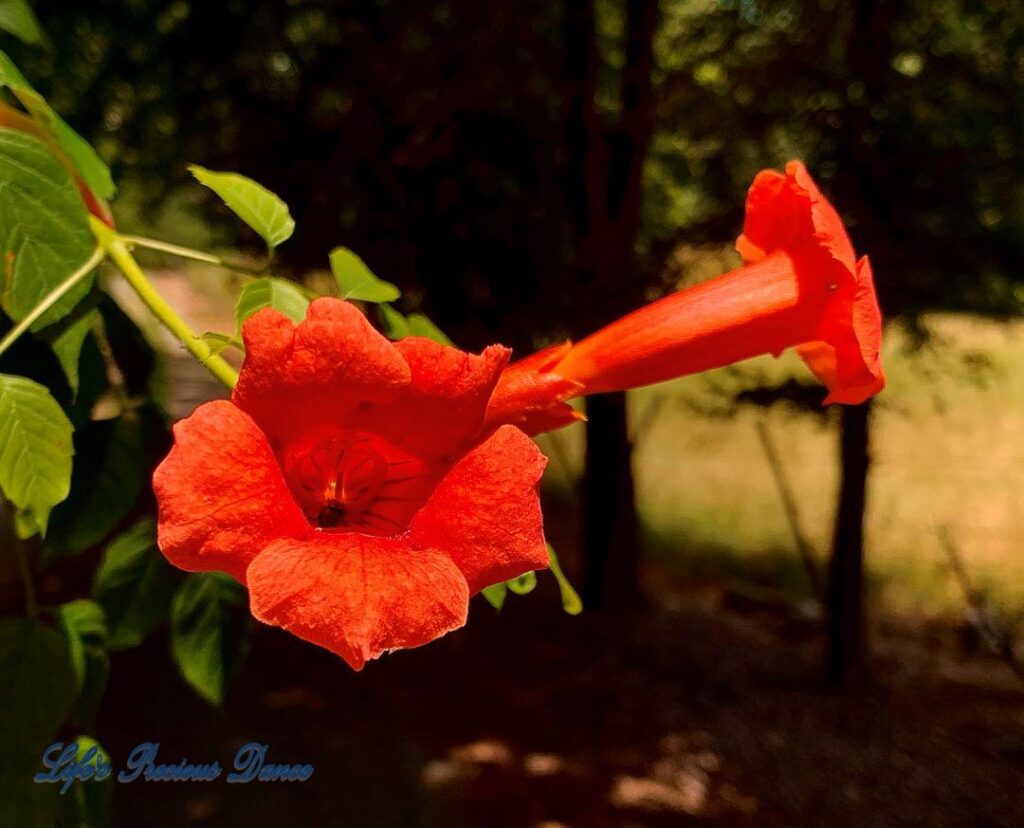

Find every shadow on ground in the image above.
[96,568,1024,828]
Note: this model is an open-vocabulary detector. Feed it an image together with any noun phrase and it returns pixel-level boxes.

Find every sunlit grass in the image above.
[539,313,1024,618]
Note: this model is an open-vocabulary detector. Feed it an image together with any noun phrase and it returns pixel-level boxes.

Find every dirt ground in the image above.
[95,564,1024,828]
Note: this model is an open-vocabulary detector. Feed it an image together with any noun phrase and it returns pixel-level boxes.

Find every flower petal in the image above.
[246,533,469,670]
[485,342,585,435]
[232,298,411,446]
[851,256,884,377]
[410,425,549,593]
[735,167,812,262]
[356,337,510,461]
[787,160,857,273]
[736,160,856,275]
[504,400,584,436]
[797,255,885,404]
[153,400,309,582]
[733,162,883,404]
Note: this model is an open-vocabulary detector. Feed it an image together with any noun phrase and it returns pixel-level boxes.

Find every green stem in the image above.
[121,234,268,275]
[14,542,38,618]
[90,217,239,389]
[0,245,105,360]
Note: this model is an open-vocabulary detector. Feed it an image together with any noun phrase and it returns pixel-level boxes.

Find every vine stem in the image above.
[120,234,268,276]
[0,245,105,360]
[14,541,38,618]
[89,217,239,389]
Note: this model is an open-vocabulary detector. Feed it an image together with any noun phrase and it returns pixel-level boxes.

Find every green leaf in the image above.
[0,618,77,756]
[45,412,154,559]
[0,0,45,46]
[56,600,109,730]
[378,303,412,339]
[547,544,582,615]
[234,277,309,330]
[377,305,453,344]
[13,507,41,538]
[55,736,113,828]
[92,520,180,650]
[56,599,107,690]
[189,164,294,249]
[0,247,103,397]
[0,752,56,828]
[170,572,250,706]
[0,373,73,536]
[0,46,29,86]
[481,570,539,610]
[47,114,114,201]
[199,330,243,357]
[37,291,100,396]
[43,312,95,397]
[0,51,114,200]
[0,128,96,329]
[329,247,400,303]
[481,582,508,611]
[69,650,108,731]
[407,312,454,346]
[507,570,538,595]
[65,336,107,429]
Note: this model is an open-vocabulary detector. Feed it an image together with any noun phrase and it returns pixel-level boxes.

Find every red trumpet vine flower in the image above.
[154,161,883,669]
[487,161,884,434]
[154,299,549,670]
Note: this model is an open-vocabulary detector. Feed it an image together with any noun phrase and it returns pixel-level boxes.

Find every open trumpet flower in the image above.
[487,161,885,434]
[154,300,548,670]
[154,161,884,669]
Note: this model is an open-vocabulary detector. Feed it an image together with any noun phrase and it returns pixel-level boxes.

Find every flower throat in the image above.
[282,431,433,536]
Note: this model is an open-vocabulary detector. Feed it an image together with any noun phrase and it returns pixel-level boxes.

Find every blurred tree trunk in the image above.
[565,0,657,610]
[823,0,888,684]
[825,400,873,684]
[581,394,639,608]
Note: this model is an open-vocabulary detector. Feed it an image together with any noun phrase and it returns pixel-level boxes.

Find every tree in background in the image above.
[650,0,1024,682]
[565,0,658,610]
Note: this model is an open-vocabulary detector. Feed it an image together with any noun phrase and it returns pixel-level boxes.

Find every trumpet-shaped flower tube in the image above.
[486,161,884,433]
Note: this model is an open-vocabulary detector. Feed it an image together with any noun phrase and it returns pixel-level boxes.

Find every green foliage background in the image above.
[9,0,1024,338]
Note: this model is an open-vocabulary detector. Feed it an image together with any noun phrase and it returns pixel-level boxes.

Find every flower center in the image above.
[282,431,433,535]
